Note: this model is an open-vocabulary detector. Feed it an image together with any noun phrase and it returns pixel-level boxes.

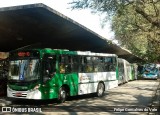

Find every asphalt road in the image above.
[0,80,159,115]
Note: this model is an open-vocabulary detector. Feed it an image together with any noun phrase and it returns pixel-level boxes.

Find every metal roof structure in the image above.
[0,3,144,63]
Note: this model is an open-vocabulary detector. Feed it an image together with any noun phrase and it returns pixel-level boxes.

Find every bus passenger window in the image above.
[60,63,65,73]
[65,64,71,73]
[104,57,112,72]
[84,57,93,72]
[59,55,71,73]
[86,65,92,72]
[110,58,116,71]
[44,56,56,77]
[93,57,105,72]
[72,56,79,72]
[79,57,84,72]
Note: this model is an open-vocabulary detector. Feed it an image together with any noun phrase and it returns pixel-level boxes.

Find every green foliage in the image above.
[70,0,160,62]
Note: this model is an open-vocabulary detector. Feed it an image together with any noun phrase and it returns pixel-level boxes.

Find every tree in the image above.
[70,0,160,62]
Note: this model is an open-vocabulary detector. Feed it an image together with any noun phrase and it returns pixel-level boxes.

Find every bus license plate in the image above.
[15,92,22,97]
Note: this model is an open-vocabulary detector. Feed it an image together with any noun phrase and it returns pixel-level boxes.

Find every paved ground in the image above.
[0,80,159,115]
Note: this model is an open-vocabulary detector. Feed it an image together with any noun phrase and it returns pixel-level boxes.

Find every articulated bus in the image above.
[118,58,137,84]
[7,48,118,102]
[118,58,130,84]
[130,64,138,81]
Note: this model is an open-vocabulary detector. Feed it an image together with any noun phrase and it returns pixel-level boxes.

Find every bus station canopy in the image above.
[0,3,144,63]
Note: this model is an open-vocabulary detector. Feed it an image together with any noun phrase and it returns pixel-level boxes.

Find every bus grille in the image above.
[12,92,27,97]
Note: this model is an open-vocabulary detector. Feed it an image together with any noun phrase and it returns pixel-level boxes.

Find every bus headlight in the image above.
[7,85,12,91]
[29,84,40,92]
[34,84,40,90]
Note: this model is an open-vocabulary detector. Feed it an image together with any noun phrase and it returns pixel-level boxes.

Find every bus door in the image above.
[58,55,78,96]
[41,54,57,99]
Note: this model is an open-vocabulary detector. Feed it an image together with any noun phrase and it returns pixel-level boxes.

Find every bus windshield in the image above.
[8,59,39,81]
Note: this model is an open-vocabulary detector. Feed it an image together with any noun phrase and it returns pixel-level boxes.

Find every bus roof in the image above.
[40,48,117,57]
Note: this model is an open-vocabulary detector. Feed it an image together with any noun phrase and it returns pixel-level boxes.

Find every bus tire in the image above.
[58,87,67,103]
[96,82,104,97]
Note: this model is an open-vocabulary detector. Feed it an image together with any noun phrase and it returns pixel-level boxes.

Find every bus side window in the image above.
[43,56,56,77]
[92,57,98,72]
[79,56,84,72]
[104,57,109,72]
[104,57,117,71]
[110,58,116,71]
[59,55,65,73]
[59,55,71,73]
[100,57,105,72]
[65,56,72,73]
[93,57,104,72]
[72,56,79,72]
[104,57,114,72]
[85,57,93,72]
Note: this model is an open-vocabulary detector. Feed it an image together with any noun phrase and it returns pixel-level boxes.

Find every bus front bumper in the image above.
[7,87,42,99]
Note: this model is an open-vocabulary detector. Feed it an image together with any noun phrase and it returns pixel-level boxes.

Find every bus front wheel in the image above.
[58,87,67,103]
[96,82,104,97]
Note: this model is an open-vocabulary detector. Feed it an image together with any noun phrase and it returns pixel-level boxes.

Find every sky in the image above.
[0,0,116,42]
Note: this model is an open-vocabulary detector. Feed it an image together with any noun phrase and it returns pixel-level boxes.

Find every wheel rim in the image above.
[61,90,66,99]
[98,83,104,96]
[59,88,66,102]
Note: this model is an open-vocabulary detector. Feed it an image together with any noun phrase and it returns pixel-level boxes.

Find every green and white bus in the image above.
[7,48,118,102]
[118,58,137,84]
